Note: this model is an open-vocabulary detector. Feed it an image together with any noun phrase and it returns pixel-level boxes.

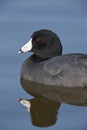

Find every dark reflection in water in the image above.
[19,97,60,127]
[30,98,60,127]
[19,77,87,127]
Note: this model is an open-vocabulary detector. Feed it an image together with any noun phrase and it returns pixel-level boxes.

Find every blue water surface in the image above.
[0,0,87,130]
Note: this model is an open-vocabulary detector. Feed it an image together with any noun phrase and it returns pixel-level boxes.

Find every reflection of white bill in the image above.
[18,98,31,112]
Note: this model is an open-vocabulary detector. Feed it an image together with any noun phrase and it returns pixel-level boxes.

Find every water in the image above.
[0,0,87,130]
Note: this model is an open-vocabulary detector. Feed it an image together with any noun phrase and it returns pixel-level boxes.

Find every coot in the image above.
[19,29,87,88]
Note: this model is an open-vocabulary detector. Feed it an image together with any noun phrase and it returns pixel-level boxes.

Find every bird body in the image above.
[21,53,87,88]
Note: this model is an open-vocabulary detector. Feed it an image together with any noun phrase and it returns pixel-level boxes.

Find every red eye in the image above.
[36,37,41,43]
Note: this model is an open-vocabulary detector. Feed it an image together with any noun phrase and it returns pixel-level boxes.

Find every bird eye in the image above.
[36,37,41,43]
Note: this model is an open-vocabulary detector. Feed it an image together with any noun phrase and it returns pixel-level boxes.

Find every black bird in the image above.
[19,29,87,88]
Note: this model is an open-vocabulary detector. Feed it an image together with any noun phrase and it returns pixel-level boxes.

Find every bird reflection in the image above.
[19,77,87,127]
[19,97,60,127]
